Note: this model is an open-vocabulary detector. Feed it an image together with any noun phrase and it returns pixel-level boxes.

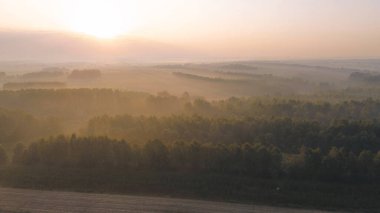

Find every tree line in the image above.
[0,107,61,147]
[0,135,378,183]
[2,89,380,124]
[87,115,380,154]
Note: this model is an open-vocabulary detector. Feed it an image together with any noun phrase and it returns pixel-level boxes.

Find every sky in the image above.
[0,0,379,61]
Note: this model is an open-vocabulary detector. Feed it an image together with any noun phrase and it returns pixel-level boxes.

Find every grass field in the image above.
[0,187,335,213]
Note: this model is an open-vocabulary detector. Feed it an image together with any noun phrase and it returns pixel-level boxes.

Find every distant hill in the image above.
[218,63,257,71]
[3,82,66,90]
[68,69,101,80]
[349,72,380,83]
[21,68,67,79]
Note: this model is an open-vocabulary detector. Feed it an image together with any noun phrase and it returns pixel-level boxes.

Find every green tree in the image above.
[12,143,25,164]
[0,145,8,166]
[143,139,169,170]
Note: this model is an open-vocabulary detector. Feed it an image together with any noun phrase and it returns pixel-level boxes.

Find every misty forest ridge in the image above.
[1,60,380,212]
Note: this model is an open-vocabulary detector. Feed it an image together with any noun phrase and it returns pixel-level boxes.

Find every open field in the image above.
[0,187,335,213]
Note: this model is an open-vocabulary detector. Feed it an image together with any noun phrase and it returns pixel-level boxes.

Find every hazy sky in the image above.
[0,0,379,60]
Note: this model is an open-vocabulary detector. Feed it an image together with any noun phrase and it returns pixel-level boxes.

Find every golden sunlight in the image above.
[62,0,136,39]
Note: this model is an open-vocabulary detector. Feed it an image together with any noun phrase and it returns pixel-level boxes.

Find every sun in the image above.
[62,0,136,39]
[70,16,127,39]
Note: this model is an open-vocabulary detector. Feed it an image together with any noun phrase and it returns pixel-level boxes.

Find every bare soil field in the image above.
[0,187,337,213]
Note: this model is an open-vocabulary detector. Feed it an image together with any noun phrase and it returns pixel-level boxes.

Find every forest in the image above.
[1,60,380,211]
[0,86,380,210]
[6,134,380,182]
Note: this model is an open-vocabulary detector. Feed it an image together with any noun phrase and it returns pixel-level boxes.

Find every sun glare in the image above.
[62,0,136,39]
[71,17,127,39]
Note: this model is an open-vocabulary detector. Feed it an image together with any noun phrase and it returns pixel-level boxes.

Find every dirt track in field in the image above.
[0,187,336,213]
